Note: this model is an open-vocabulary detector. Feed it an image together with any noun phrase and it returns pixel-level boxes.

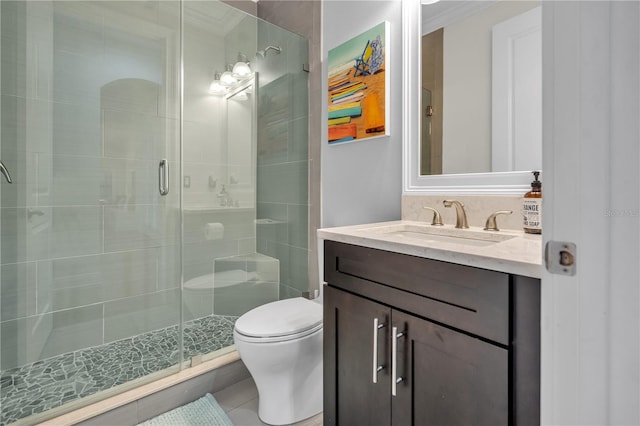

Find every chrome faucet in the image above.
[443,200,469,229]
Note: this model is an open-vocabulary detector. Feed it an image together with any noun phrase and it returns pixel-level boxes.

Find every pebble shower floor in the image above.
[0,315,237,425]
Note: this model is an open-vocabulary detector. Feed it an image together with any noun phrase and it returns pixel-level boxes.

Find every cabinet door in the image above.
[324,285,392,426]
[392,310,509,426]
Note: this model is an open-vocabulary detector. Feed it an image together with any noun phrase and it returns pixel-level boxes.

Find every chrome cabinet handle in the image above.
[0,161,13,184]
[391,326,404,397]
[372,318,385,383]
[158,159,169,196]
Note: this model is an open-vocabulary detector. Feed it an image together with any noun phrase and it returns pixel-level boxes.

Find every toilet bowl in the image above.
[233,297,323,425]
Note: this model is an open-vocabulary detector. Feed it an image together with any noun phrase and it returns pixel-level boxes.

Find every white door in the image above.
[542,1,639,424]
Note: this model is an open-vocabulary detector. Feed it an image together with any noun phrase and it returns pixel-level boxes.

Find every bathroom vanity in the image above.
[319,221,541,425]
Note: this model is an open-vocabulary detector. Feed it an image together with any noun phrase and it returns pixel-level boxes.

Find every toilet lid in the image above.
[234,297,322,338]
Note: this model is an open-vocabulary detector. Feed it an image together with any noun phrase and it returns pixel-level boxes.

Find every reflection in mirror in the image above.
[420,0,541,176]
[421,87,439,175]
[226,79,256,208]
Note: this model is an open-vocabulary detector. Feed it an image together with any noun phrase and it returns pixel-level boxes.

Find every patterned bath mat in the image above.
[138,393,233,426]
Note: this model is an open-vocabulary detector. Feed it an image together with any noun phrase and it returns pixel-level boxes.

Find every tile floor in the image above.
[0,314,237,425]
[213,377,323,426]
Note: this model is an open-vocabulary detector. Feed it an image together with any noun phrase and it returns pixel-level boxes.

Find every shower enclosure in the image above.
[0,1,309,424]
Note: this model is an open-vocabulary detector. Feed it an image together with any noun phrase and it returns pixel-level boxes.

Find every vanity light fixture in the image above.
[209,71,228,95]
[209,56,254,95]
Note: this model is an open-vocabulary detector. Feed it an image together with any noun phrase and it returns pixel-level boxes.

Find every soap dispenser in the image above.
[523,171,542,234]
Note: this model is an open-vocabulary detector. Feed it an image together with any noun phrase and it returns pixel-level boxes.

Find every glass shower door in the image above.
[180,2,310,364]
[0,1,182,423]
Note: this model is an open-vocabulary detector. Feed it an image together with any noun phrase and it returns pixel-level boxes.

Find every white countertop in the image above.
[318,220,543,278]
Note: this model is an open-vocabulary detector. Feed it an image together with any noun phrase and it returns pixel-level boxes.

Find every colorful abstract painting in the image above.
[327,22,389,144]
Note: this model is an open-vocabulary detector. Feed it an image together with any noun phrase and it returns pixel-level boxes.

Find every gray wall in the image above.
[222,0,257,16]
[322,1,403,228]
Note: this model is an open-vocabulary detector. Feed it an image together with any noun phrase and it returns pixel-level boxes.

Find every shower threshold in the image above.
[0,314,237,425]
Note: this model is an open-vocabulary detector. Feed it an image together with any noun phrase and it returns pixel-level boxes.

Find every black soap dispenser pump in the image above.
[523,171,542,234]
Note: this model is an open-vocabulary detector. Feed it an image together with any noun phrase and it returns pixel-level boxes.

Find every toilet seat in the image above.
[234,297,323,343]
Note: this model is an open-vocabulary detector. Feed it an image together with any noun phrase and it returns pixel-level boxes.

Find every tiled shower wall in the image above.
[255,19,310,298]
[0,0,313,375]
[181,6,311,313]
[257,0,321,297]
[181,10,260,321]
[0,1,183,371]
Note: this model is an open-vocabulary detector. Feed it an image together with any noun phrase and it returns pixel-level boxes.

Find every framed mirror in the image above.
[402,0,541,194]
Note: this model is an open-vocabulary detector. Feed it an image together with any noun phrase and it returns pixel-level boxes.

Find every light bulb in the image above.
[208,72,228,95]
[220,71,237,86]
[209,81,227,95]
[232,61,252,79]
[220,64,238,86]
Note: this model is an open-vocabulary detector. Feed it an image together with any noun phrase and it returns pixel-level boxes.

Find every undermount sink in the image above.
[362,223,517,247]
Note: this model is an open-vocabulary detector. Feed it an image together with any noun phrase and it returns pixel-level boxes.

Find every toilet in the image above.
[233,297,323,425]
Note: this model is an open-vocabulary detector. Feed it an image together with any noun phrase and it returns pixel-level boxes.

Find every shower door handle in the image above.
[158,159,169,196]
[0,161,13,184]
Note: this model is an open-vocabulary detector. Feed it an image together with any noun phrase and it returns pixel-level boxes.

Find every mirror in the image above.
[421,0,541,176]
[402,0,542,194]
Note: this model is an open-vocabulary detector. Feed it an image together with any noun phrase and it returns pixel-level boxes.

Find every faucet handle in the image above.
[422,207,444,226]
[484,210,513,231]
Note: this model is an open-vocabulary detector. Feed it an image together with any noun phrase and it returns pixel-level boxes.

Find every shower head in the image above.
[256,45,282,59]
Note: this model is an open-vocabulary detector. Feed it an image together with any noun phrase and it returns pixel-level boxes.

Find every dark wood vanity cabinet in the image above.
[323,240,540,426]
